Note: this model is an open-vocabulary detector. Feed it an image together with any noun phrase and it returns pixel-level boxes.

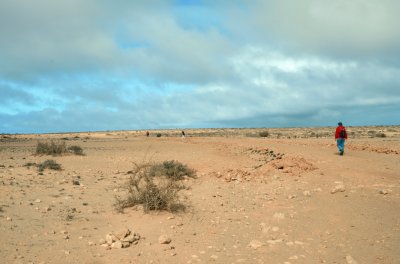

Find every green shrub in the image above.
[259,131,269,137]
[115,161,195,213]
[156,133,162,137]
[37,159,62,172]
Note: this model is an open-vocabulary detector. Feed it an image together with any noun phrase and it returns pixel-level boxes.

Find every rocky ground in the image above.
[1,126,399,264]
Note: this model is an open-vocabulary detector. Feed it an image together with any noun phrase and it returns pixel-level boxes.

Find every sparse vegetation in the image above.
[115,161,195,213]
[68,145,84,155]
[35,140,84,156]
[149,160,196,181]
[375,133,386,138]
[36,141,67,156]
[156,133,162,137]
[37,159,62,172]
[259,131,269,137]
[23,162,37,168]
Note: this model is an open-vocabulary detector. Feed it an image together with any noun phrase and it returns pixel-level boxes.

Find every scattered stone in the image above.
[111,241,123,249]
[105,233,117,245]
[379,189,389,195]
[35,199,41,203]
[273,213,285,219]
[346,255,358,264]
[115,228,130,240]
[101,229,140,250]
[248,240,264,249]
[210,255,218,260]
[158,235,172,244]
[331,185,345,194]
[72,180,80,186]
[6,217,12,221]
[303,190,311,197]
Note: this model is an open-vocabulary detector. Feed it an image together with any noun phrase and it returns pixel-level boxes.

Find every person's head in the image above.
[338,122,343,126]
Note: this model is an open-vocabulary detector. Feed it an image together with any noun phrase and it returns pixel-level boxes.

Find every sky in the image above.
[1,0,400,134]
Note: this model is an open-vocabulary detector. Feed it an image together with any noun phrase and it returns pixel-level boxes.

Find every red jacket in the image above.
[335,125,348,139]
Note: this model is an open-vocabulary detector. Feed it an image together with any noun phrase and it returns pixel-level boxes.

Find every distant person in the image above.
[181,130,185,138]
[335,122,348,155]
[146,131,149,137]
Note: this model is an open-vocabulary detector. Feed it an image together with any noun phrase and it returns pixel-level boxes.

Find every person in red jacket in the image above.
[335,122,348,155]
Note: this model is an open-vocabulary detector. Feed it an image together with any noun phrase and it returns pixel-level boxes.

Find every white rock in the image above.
[273,213,285,219]
[111,240,123,249]
[331,185,345,194]
[158,235,172,244]
[105,233,117,245]
[115,228,130,240]
[379,189,389,195]
[248,240,264,249]
[346,255,358,264]
[303,190,311,197]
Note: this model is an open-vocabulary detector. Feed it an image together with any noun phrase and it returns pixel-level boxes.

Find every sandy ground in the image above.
[1,126,400,264]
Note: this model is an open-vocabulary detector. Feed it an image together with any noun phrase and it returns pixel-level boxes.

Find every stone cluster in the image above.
[100,228,140,249]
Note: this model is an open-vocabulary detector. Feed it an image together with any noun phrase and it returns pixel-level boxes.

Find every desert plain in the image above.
[1,126,399,264]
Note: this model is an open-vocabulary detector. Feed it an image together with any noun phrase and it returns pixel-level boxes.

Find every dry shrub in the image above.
[35,140,84,156]
[67,145,84,155]
[149,160,196,181]
[36,140,67,156]
[37,159,62,172]
[259,131,269,137]
[115,161,195,213]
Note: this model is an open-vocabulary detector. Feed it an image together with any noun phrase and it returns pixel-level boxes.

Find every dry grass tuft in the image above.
[115,161,195,213]
[35,140,84,156]
[37,159,62,172]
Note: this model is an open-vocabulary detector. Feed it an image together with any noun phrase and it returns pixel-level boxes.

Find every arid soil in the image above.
[1,126,400,264]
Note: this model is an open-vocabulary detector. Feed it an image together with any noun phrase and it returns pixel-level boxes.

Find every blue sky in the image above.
[1,0,400,133]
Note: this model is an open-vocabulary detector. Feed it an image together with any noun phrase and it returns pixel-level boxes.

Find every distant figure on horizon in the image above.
[335,122,348,155]
[181,130,185,138]
[146,131,149,137]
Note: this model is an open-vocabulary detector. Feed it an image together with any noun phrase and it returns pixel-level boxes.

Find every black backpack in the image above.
[339,128,346,138]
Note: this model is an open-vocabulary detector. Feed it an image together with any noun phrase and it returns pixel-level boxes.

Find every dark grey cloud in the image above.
[0,1,399,133]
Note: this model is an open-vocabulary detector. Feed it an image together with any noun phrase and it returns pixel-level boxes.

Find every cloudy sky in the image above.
[1,0,399,133]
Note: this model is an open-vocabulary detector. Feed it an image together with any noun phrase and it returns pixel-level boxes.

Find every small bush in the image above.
[36,141,67,156]
[37,159,62,172]
[259,131,269,137]
[375,133,386,138]
[115,161,194,213]
[156,133,162,137]
[23,162,37,167]
[36,141,84,156]
[68,145,84,155]
[149,160,196,181]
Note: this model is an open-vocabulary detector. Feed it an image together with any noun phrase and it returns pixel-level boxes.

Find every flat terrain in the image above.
[1,126,400,264]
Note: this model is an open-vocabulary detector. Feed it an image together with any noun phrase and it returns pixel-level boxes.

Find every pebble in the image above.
[248,240,263,249]
[158,235,172,244]
[331,185,345,194]
[346,255,358,264]
[273,213,285,219]
[111,241,123,249]
[379,189,389,195]
[303,190,311,197]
